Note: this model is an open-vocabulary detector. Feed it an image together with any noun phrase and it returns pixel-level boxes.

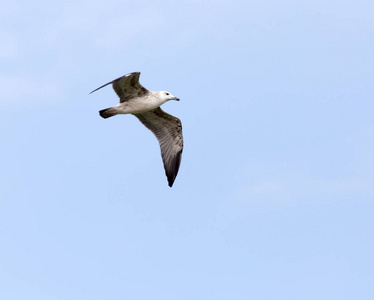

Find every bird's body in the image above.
[90,72,183,187]
[101,91,173,116]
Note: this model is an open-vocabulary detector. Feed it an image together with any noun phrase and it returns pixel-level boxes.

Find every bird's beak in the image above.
[173,97,180,101]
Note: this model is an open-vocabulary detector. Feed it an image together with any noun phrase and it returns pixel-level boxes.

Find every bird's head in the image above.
[160,91,180,102]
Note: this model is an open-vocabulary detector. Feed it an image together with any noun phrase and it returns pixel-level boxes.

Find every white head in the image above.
[158,91,180,103]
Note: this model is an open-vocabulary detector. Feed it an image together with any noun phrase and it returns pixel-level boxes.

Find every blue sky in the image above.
[1,0,374,299]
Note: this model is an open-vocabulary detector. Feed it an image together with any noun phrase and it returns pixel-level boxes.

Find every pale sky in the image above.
[1,1,374,299]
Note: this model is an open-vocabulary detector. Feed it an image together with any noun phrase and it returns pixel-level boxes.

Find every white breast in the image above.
[115,94,166,115]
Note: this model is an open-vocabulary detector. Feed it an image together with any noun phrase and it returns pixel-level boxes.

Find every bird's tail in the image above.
[99,107,117,119]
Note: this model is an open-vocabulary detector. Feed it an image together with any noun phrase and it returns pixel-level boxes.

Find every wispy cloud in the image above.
[233,161,374,204]
[0,33,19,59]
[0,75,61,107]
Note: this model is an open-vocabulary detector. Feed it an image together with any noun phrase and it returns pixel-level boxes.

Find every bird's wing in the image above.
[89,72,149,102]
[134,107,183,187]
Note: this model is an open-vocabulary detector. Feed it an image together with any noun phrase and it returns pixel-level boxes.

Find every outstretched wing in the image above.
[134,107,183,187]
[89,72,149,102]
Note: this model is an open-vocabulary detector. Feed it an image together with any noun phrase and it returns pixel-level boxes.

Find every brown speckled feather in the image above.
[134,108,183,187]
[89,72,149,102]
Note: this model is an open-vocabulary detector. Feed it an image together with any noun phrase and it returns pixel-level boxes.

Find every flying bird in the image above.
[90,72,183,187]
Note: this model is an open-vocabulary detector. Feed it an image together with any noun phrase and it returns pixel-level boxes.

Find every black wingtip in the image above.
[168,178,175,187]
[166,150,182,188]
[167,174,175,187]
[89,83,109,95]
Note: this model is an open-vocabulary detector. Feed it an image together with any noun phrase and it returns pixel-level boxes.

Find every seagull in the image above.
[90,72,183,187]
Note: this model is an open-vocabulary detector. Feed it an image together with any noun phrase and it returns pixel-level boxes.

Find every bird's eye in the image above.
[166,92,169,95]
